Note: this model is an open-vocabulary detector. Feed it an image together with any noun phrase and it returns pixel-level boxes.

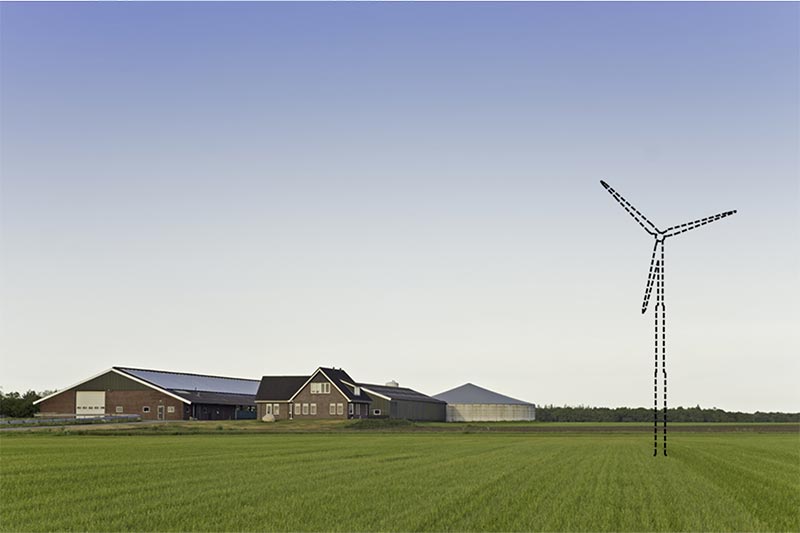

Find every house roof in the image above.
[318,367,371,403]
[358,383,445,404]
[256,376,309,401]
[433,383,534,406]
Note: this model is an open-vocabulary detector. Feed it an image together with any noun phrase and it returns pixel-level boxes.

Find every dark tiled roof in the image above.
[117,367,259,395]
[256,376,309,401]
[433,383,534,406]
[172,390,256,406]
[359,383,445,404]
[319,368,371,403]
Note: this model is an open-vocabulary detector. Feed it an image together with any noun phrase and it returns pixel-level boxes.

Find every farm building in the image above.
[255,367,372,421]
[434,383,536,422]
[357,381,446,421]
[255,368,446,421]
[33,367,259,421]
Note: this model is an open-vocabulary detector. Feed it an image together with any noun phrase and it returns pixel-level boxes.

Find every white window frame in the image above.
[273,404,280,416]
[348,403,354,415]
[295,403,301,415]
[337,403,344,416]
[265,404,273,415]
[311,383,319,394]
[329,403,336,415]
[302,403,309,415]
[310,403,317,415]
[167,406,175,413]
[143,406,151,413]
[321,382,330,394]
[115,406,123,414]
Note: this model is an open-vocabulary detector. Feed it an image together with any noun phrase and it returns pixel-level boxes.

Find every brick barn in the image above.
[33,367,259,421]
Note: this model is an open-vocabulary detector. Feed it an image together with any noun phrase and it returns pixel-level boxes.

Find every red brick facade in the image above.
[37,388,187,420]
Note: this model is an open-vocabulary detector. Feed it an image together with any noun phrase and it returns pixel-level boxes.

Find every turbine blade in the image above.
[641,240,659,314]
[663,210,737,238]
[600,180,658,235]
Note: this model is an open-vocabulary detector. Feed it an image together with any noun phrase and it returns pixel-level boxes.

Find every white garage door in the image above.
[76,391,105,418]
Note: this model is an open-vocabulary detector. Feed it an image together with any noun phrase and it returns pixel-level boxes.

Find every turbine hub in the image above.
[656,232,666,243]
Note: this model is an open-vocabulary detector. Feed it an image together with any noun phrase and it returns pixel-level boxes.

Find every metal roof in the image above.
[117,367,260,396]
[359,383,445,404]
[433,383,534,406]
[175,391,257,406]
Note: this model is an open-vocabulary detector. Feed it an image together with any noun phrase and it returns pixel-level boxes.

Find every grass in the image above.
[2,428,798,532]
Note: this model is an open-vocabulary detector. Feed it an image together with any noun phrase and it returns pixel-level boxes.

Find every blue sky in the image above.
[1,2,797,411]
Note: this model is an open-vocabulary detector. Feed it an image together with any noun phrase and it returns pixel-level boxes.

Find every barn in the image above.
[433,383,536,422]
[358,381,446,421]
[33,367,259,421]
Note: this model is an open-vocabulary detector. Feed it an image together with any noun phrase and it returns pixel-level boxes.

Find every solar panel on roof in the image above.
[118,367,259,395]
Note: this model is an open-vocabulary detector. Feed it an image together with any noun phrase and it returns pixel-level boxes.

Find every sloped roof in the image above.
[176,391,257,406]
[256,376,309,401]
[117,367,260,396]
[318,367,371,403]
[433,383,533,406]
[359,383,445,404]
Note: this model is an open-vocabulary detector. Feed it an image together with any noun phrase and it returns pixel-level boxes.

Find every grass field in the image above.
[2,426,798,532]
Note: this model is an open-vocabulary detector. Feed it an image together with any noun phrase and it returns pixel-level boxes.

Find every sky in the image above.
[1,2,797,413]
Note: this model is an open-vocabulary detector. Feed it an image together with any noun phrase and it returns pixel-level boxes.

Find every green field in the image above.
[2,427,798,532]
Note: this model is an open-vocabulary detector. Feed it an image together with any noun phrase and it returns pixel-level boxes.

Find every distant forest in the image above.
[535,405,799,423]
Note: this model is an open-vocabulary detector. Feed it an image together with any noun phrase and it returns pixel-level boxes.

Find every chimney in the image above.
[385,380,399,387]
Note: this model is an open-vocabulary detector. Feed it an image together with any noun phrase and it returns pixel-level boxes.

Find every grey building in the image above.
[434,383,535,422]
[357,382,446,421]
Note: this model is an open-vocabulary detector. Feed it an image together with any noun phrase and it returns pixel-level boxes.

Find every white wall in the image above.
[446,403,535,422]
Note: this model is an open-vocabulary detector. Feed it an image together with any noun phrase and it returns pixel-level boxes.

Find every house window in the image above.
[295,403,301,415]
[321,383,330,394]
[337,403,344,415]
[167,406,175,413]
[115,406,123,413]
[310,383,319,394]
[354,386,361,396]
[372,409,382,416]
[302,403,309,415]
[266,404,273,415]
[273,404,280,416]
[348,404,354,415]
[329,403,336,415]
[310,403,317,415]
[311,382,331,394]
[143,406,151,413]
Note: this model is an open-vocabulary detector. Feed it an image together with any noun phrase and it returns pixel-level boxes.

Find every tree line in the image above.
[0,390,49,418]
[535,405,799,423]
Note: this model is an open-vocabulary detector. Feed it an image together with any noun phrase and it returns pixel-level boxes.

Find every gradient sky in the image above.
[1,2,797,412]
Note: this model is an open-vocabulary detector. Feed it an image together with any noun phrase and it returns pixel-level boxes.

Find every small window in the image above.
[348,403,354,415]
[115,406,123,414]
[266,404,273,415]
[273,404,280,415]
[310,403,317,415]
[321,382,330,394]
[167,406,175,413]
[302,403,309,415]
[310,383,319,394]
[372,409,382,416]
[295,403,301,415]
[337,403,344,416]
[354,386,361,396]
[329,403,336,415]
[143,406,151,413]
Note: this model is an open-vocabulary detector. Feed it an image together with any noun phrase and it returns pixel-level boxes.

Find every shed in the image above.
[433,383,535,422]
[357,382,446,421]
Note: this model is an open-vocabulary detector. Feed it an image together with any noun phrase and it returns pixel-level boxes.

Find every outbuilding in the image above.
[357,381,446,421]
[34,367,259,421]
[433,383,535,422]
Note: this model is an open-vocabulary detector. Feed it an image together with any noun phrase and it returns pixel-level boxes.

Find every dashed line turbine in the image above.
[600,180,736,456]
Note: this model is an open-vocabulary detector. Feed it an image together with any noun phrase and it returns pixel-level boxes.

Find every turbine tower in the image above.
[600,180,736,456]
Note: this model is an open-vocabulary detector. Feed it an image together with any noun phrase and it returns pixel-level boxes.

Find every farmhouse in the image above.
[256,367,371,420]
[255,368,446,421]
[33,367,259,421]
[357,381,446,421]
[434,383,536,422]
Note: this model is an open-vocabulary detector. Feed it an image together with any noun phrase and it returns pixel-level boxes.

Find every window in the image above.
[295,403,301,415]
[337,403,344,416]
[310,383,319,394]
[329,403,336,415]
[372,409,382,416]
[310,403,317,415]
[143,406,151,413]
[348,404,354,415]
[321,382,330,394]
[354,386,361,396]
[302,403,309,415]
[265,404,273,415]
[273,404,280,416]
[167,406,175,413]
[115,406,123,414]
[311,382,331,394]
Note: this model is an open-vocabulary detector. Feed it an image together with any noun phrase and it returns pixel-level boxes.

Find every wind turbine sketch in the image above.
[600,180,736,456]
